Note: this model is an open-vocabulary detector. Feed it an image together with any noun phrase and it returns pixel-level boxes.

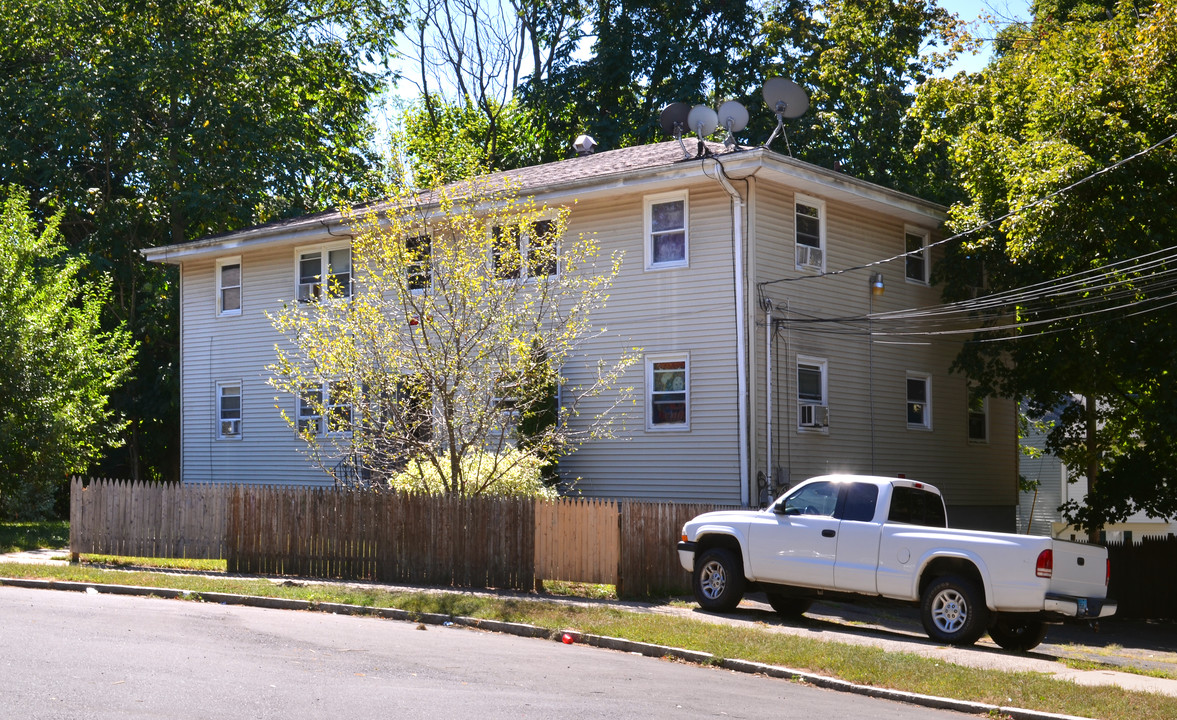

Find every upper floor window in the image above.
[797,356,829,430]
[906,372,932,430]
[795,194,825,271]
[905,227,929,284]
[647,354,689,430]
[297,243,351,302]
[216,257,241,316]
[217,382,241,439]
[968,391,988,443]
[644,191,688,270]
[405,234,431,291]
[492,219,557,280]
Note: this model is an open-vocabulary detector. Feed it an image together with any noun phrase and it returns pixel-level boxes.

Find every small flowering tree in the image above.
[269,178,637,495]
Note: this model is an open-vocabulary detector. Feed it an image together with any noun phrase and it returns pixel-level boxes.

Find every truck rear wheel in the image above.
[693,548,745,612]
[920,574,989,646]
[989,615,1047,652]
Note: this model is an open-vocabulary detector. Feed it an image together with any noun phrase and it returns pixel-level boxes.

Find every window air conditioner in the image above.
[799,403,829,428]
[796,244,824,269]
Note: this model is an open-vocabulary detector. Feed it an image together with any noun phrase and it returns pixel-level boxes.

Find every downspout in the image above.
[765,303,773,499]
[710,163,750,506]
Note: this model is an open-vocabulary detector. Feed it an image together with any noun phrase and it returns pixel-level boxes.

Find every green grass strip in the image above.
[1,561,1172,719]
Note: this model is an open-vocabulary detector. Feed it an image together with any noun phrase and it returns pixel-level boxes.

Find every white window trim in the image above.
[794,193,826,272]
[294,240,352,303]
[296,380,353,437]
[645,352,690,431]
[796,355,829,433]
[643,190,689,271]
[904,226,930,285]
[405,233,431,294]
[215,380,242,440]
[488,215,560,281]
[968,393,989,444]
[906,371,933,431]
[216,256,242,317]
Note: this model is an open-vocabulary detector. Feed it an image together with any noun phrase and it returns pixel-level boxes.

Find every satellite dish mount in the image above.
[660,103,692,159]
[762,77,809,155]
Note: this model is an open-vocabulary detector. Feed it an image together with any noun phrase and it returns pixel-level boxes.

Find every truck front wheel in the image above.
[920,574,989,645]
[989,615,1047,652]
[693,548,745,612]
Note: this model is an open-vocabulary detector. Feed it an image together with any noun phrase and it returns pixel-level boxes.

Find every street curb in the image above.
[1,577,1093,720]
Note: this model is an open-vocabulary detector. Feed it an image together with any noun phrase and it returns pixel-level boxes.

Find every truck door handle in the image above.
[821,529,836,538]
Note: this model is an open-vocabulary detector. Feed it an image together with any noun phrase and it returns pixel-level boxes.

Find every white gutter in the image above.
[708,160,751,506]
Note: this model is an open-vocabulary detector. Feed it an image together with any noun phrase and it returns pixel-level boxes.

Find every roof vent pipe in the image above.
[573,134,597,156]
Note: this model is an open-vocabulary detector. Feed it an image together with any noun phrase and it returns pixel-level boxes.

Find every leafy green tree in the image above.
[763,0,974,201]
[0,187,135,519]
[268,179,638,496]
[0,0,402,481]
[912,1,1177,534]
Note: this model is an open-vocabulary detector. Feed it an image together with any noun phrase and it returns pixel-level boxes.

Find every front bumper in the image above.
[1044,594,1118,619]
[677,540,697,572]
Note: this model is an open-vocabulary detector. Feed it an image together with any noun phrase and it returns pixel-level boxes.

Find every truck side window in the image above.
[842,483,879,522]
[782,481,839,517]
[888,486,947,527]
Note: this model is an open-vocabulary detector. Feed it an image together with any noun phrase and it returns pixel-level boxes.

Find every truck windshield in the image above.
[887,486,947,527]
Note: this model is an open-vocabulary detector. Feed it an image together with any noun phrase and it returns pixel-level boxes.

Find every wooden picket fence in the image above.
[69,477,230,559]
[1106,537,1177,619]
[69,478,731,596]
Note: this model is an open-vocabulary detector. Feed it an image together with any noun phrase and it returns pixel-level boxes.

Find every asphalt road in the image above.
[0,585,980,720]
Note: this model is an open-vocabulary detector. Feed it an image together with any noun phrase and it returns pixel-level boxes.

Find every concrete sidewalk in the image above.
[4,548,1177,701]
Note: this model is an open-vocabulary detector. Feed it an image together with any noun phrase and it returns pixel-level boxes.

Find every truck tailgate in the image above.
[1050,540,1109,599]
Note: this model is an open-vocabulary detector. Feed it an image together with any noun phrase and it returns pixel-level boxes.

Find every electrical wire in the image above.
[758,131,1177,289]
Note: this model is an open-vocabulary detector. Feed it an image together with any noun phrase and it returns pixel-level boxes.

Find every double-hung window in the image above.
[298,384,323,434]
[647,354,689,429]
[298,381,353,435]
[795,194,825,271]
[906,372,932,430]
[492,220,558,280]
[297,243,352,302]
[405,234,431,291]
[905,227,929,284]
[797,356,828,430]
[644,191,688,270]
[968,391,988,443]
[217,382,241,439]
[216,257,241,316]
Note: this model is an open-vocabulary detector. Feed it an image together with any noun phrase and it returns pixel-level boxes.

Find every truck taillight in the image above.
[1106,558,1111,586]
[682,533,688,542]
[1036,549,1053,578]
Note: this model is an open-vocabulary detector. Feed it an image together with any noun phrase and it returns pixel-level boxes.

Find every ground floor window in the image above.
[647,354,689,430]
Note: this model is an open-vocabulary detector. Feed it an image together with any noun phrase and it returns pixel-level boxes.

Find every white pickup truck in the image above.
[677,474,1116,651]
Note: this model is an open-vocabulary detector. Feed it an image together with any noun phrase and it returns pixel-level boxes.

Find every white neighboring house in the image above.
[142,140,1020,530]
[1019,413,1177,540]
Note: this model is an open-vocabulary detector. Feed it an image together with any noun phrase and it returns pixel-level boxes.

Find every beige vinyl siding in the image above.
[180,245,333,485]
[749,178,1016,520]
[556,182,742,502]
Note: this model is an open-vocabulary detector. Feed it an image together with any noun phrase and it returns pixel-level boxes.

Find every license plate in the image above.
[1077,597,1088,616]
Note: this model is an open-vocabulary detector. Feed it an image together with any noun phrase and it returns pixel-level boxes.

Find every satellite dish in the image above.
[717,101,749,133]
[687,105,718,138]
[762,77,809,118]
[659,102,691,137]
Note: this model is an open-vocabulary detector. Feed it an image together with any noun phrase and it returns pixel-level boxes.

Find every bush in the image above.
[389,449,557,499]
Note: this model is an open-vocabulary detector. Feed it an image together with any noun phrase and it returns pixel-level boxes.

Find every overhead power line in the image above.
[759,131,1177,290]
